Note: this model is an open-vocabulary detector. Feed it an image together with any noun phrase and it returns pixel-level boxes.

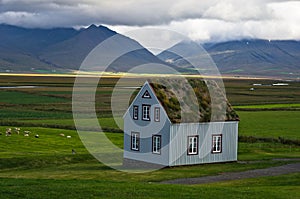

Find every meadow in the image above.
[0,74,299,198]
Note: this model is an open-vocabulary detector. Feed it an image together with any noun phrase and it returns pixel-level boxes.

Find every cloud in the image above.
[0,0,299,41]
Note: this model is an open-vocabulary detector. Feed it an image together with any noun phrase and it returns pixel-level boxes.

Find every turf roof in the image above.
[131,78,239,123]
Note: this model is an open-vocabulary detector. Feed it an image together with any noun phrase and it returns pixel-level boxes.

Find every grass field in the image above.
[0,75,299,198]
[0,125,299,198]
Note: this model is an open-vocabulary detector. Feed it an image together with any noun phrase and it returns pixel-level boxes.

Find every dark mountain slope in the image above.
[205,39,300,75]
[158,39,300,77]
[0,24,170,72]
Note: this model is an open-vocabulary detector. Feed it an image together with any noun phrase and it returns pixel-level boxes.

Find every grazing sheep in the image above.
[59,133,65,137]
[66,135,71,138]
[6,128,11,136]
[24,131,31,136]
[35,134,39,138]
[14,128,20,135]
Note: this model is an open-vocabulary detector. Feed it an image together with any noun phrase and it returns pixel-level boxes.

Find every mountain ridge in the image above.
[158,39,300,77]
[0,24,167,73]
[0,24,300,77]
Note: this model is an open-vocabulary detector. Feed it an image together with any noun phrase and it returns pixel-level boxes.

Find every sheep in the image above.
[5,128,11,136]
[59,133,65,137]
[14,127,20,135]
[24,131,31,136]
[66,135,71,138]
[35,134,39,138]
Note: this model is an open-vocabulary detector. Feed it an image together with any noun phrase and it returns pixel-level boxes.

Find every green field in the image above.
[235,103,300,109]
[0,75,299,198]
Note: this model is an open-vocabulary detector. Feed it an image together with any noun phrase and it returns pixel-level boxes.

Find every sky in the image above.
[0,0,300,42]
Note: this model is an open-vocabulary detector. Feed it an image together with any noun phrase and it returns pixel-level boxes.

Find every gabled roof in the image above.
[130,78,239,123]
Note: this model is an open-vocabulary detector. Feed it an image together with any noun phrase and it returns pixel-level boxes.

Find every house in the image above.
[123,78,239,168]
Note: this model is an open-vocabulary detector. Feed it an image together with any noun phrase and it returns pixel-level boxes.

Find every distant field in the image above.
[0,75,299,140]
[234,103,300,109]
[224,78,300,105]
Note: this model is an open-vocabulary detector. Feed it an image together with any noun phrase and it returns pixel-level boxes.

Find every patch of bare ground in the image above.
[161,160,300,185]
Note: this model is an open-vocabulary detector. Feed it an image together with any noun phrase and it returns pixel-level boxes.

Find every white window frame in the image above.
[152,135,161,154]
[187,136,198,155]
[142,90,151,98]
[131,132,140,151]
[142,104,150,121]
[133,105,138,120]
[212,134,222,153]
[154,107,160,122]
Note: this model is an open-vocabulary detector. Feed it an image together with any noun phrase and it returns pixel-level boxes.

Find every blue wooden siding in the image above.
[169,121,238,166]
[123,82,171,166]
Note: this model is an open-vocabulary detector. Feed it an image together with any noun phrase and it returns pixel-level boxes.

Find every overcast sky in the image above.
[0,0,300,42]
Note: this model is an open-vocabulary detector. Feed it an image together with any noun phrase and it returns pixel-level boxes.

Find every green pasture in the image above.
[0,90,68,104]
[0,75,300,198]
[0,126,299,180]
[0,173,299,199]
[234,103,300,109]
[0,125,299,198]
[11,110,299,141]
[238,111,300,140]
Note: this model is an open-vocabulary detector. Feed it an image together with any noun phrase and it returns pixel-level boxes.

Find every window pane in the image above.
[131,132,140,151]
[133,106,138,120]
[188,136,198,155]
[154,107,160,122]
[212,135,222,153]
[142,105,150,120]
[152,135,161,154]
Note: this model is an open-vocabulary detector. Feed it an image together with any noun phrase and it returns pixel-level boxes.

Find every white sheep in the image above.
[6,128,11,136]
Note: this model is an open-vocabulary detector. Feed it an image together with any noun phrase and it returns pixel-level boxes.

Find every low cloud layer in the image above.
[0,0,299,42]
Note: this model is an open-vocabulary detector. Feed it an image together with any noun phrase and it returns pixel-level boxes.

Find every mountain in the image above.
[0,24,79,72]
[0,24,168,73]
[2,23,300,77]
[158,39,300,77]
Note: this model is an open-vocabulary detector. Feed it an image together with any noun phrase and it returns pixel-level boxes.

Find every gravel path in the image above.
[161,162,300,185]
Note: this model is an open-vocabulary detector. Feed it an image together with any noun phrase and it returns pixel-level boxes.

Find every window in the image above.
[133,106,138,120]
[131,132,140,151]
[188,136,198,155]
[142,90,151,98]
[154,107,160,122]
[152,135,161,154]
[212,135,222,153]
[142,104,150,121]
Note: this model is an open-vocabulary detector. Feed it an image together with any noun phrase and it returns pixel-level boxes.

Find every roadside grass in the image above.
[0,173,299,199]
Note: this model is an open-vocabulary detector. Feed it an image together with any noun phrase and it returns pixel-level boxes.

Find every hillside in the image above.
[158,39,300,77]
[0,24,167,73]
